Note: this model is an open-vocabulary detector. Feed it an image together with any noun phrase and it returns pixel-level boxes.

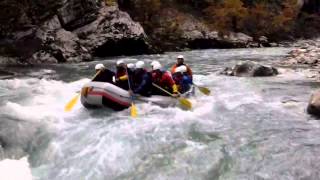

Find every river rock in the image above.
[307,90,320,117]
[57,0,98,30]
[282,40,320,67]
[221,61,278,77]
[75,5,151,57]
[221,33,253,48]
[0,1,151,64]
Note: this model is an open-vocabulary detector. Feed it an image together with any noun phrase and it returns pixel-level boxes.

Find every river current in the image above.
[1,48,320,180]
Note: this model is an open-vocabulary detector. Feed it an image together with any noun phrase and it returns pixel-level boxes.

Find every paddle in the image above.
[64,70,101,112]
[152,83,192,110]
[193,83,211,95]
[126,69,137,118]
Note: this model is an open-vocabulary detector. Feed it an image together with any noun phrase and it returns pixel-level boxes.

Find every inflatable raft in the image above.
[80,82,194,111]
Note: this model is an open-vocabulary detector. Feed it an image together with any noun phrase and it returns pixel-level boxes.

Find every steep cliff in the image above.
[0,0,151,64]
[0,0,319,64]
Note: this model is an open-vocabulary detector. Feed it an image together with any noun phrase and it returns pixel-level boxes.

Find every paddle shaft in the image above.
[152,83,176,96]
[125,68,138,117]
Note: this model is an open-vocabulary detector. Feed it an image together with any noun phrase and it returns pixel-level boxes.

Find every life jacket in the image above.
[172,72,183,84]
[115,67,129,90]
[171,64,193,79]
[115,67,127,80]
[152,70,178,94]
[173,72,192,93]
[92,69,115,83]
[132,69,152,96]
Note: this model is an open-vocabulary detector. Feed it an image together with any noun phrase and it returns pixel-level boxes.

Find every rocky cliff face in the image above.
[0,0,319,64]
[0,0,151,64]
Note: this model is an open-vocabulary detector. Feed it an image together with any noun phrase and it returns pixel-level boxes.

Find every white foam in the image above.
[0,157,33,180]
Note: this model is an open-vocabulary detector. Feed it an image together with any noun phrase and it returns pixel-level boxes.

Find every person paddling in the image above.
[130,61,152,97]
[115,60,129,90]
[152,62,179,96]
[171,55,193,80]
[173,65,193,93]
[92,63,115,83]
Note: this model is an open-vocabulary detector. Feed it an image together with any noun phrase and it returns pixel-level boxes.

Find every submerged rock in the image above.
[307,90,320,117]
[221,61,278,77]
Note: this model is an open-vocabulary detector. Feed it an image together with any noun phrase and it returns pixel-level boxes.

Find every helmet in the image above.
[175,65,187,73]
[95,63,105,70]
[151,60,160,66]
[177,55,184,59]
[152,62,162,70]
[127,63,135,69]
[116,60,125,66]
[135,61,145,69]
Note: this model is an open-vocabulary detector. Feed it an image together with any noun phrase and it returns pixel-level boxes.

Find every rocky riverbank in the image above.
[280,38,320,67]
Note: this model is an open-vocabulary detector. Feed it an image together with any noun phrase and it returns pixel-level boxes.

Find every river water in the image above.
[1,48,320,180]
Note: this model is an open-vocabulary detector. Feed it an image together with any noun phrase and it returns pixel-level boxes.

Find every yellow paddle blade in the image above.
[198,86,211,95]
[130,103,137,118]
[179,98,192,110]
[64,94,80,112]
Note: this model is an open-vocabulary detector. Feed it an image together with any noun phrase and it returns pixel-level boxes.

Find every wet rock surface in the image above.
[0,1,151,64]
[221,61,278,77]
[75,6,150,57]
[307,90,320,118]
[281,38,320,67]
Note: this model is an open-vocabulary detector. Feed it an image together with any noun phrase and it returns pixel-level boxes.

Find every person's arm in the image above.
[118,75,128,81]
[133,75,148,94]
[165,73,179,94]
[92,70,103,82]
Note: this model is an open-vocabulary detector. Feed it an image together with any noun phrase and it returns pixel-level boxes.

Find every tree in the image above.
[204,0,248,33]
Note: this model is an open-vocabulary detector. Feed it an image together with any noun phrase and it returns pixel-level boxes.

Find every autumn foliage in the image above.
[204,0,300,39]
[121,0,320,41]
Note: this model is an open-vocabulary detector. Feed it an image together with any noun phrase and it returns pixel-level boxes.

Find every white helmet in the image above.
[95,63,105,70]
[175,65,187,73]
[151,60,160,66]
[135,61,145,69]
[127,63,135,69]
[116,60,125,66]
[152,62,162,70]
[177,55,184,59]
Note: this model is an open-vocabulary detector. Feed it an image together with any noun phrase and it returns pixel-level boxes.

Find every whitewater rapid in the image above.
[1,48,320,180]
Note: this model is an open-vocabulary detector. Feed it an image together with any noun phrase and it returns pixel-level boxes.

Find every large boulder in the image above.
[75,5,151,57]
[220,32,254,48]
[0,1,151,64]
[221,61,279,77]
[307,90,320,117]
[0,0,94,64]
[57,0,99,30]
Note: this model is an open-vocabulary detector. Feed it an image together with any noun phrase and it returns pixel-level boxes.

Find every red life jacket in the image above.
[152,71,175,89]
